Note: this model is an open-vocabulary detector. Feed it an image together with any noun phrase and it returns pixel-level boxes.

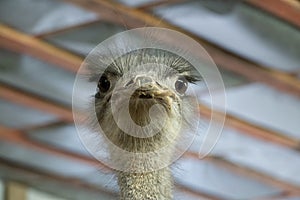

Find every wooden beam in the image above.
[137,0,188,10]
[246,0,300,29]
[0,84,74,122]
[63,0,300,98]
[0,23,82,73]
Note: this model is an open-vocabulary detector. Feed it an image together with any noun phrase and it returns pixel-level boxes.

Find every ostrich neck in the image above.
[117,167,173,200]
[114,129,176,200]
[103,107,180,199]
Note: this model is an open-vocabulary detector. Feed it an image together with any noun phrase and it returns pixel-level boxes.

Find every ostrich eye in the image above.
[98,75,111,93]
[175,77,188,95]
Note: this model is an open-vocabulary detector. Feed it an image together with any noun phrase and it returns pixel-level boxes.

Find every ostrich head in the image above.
[90,48,200,153]
[85,48,201,199]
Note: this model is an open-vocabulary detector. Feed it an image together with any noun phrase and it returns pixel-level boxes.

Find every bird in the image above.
[85,47,201,200]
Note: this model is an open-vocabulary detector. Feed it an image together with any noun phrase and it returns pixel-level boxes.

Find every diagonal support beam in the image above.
[0,23,82,73]
[137,0,188,10]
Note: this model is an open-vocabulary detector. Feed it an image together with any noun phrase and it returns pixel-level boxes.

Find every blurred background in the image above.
[0,0,300,199]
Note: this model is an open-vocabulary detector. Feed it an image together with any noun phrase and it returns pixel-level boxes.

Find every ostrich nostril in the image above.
[139,93,153,99]
[125,79,134,87]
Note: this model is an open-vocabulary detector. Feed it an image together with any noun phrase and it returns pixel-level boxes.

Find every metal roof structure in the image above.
[0,0,300,199]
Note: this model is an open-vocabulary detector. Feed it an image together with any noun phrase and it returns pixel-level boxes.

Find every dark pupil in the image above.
[175,78,188,94]
[98,76,110,93]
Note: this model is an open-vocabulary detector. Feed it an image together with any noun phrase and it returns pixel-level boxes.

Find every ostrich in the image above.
[86,48,200,200]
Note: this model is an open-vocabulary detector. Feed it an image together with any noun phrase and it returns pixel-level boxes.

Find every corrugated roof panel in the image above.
[0,0,98,35]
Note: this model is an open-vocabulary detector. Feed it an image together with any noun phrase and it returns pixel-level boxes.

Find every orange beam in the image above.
[137,0,187,10]
[246,0,300,29]
[0,23,82,73]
